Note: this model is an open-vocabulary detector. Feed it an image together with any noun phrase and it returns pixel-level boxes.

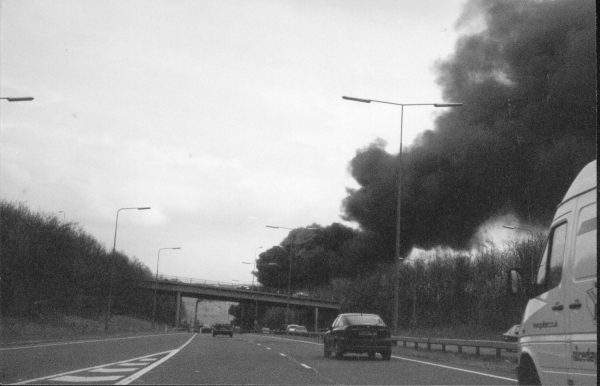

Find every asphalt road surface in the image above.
[2,333,517,385]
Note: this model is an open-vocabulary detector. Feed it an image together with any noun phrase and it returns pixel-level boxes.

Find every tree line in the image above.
[0,200,180,327]
[248,224,545,331]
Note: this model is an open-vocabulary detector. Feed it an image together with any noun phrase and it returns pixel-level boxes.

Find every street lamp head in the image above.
[434,103,463,107]
[342,96,371,103]
[137,207,151,210]
[503,225,516,230]
[2,97,34,102]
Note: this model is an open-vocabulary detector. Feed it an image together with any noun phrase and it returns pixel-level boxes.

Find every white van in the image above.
[510,160,597,385]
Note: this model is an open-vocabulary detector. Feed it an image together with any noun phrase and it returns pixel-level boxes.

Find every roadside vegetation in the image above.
[0,199,184,342]
[239,229,545,336]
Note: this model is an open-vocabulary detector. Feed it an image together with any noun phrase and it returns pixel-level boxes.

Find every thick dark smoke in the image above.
[343,0,596,257]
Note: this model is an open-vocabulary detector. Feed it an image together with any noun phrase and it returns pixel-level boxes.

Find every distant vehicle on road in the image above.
[295,325,308,333]
[213,321,233,337]
[502,324,520,342]
[323,313,392,360]
[201,326,212,333]
[285,324,300,332]
[261,327,270,334]
[292,292,309,298]
[192,325,202,333]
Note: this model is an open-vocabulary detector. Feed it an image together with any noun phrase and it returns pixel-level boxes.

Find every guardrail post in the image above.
[496,348,501,358]
[475,346,480,356]
[442,344,446,353]
[427,338,431,351]
[403,340,407,348]
[457,345,462,354]
[414,341,418,350]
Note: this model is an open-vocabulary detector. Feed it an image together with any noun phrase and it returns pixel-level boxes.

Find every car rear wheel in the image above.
[381,350,391,361]
[334,341,344,359]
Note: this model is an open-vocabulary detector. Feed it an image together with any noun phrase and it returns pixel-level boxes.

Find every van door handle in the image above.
[569,302,582,310]
[551,304,564,311]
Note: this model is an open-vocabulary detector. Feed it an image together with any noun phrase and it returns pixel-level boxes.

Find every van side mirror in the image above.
[508,268,523,296]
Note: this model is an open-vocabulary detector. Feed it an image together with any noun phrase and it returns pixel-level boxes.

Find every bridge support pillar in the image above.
[175,291,181,328]
[314,307,319,332]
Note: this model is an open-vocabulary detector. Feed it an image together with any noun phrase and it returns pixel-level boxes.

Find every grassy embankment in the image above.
[0,314,172,346]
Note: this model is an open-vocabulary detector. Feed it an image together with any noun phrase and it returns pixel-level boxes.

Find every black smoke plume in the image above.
[343,0,596,257]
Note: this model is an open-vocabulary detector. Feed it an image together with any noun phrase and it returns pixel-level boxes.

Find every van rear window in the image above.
[573,203,596,280]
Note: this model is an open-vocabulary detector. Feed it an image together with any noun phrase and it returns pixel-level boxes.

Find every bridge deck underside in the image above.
[143,281,340,310]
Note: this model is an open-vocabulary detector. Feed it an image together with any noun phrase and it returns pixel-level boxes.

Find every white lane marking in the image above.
[279,353,286,357]
[138,358,156,362]
[391,355,517,382]
[1,333,188,351]
[116,362,147,366]
[247,333,517,382]
[49,375,124,382]
[14,348,174,384]
[116,334,196,385]
[301,364,311,369]
[89,368,137,373]
[266,347,271,350]
[15,334,196,385]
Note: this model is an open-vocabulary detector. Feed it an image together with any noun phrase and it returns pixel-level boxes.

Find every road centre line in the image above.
[249,334,517,382]
[116,334,196,385]
[1,333,188,351]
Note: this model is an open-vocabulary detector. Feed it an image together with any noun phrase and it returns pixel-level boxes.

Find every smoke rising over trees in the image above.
[343,0,596,257]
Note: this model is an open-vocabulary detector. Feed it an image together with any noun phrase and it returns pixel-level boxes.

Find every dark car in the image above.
[200,326,212,333]
[323,313,392,360]
[212,321,233,337]
[503,324,520,342]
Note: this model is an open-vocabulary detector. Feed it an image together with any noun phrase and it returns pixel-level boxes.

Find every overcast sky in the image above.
[1,0,468,284]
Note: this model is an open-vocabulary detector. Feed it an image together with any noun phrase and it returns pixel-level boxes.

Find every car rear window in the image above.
[344,315,386,326]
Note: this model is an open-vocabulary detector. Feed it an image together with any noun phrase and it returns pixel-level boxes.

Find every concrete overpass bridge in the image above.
[141,275,340,331]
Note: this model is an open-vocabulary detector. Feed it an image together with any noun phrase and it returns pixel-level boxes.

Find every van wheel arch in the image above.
[517,354,541,386]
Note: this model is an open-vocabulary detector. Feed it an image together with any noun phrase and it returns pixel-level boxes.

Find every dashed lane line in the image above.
[246,333,517,383]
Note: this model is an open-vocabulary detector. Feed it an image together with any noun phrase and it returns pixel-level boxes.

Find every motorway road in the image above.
[2,333,517,385]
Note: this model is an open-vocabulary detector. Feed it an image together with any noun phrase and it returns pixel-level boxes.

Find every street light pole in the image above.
[152,247,182,329]
[105,206,151,331]
[343,96,462,333]
[266,225,317,326]
[253,246,262,323]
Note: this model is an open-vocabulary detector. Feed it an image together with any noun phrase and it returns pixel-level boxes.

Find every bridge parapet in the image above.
[146,274,339,309]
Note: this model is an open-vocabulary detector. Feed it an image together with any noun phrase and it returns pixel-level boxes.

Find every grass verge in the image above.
[0,313,172,346]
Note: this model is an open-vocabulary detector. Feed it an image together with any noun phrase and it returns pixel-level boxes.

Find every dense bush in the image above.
[333,237,546,331]
[0,200,178,326]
